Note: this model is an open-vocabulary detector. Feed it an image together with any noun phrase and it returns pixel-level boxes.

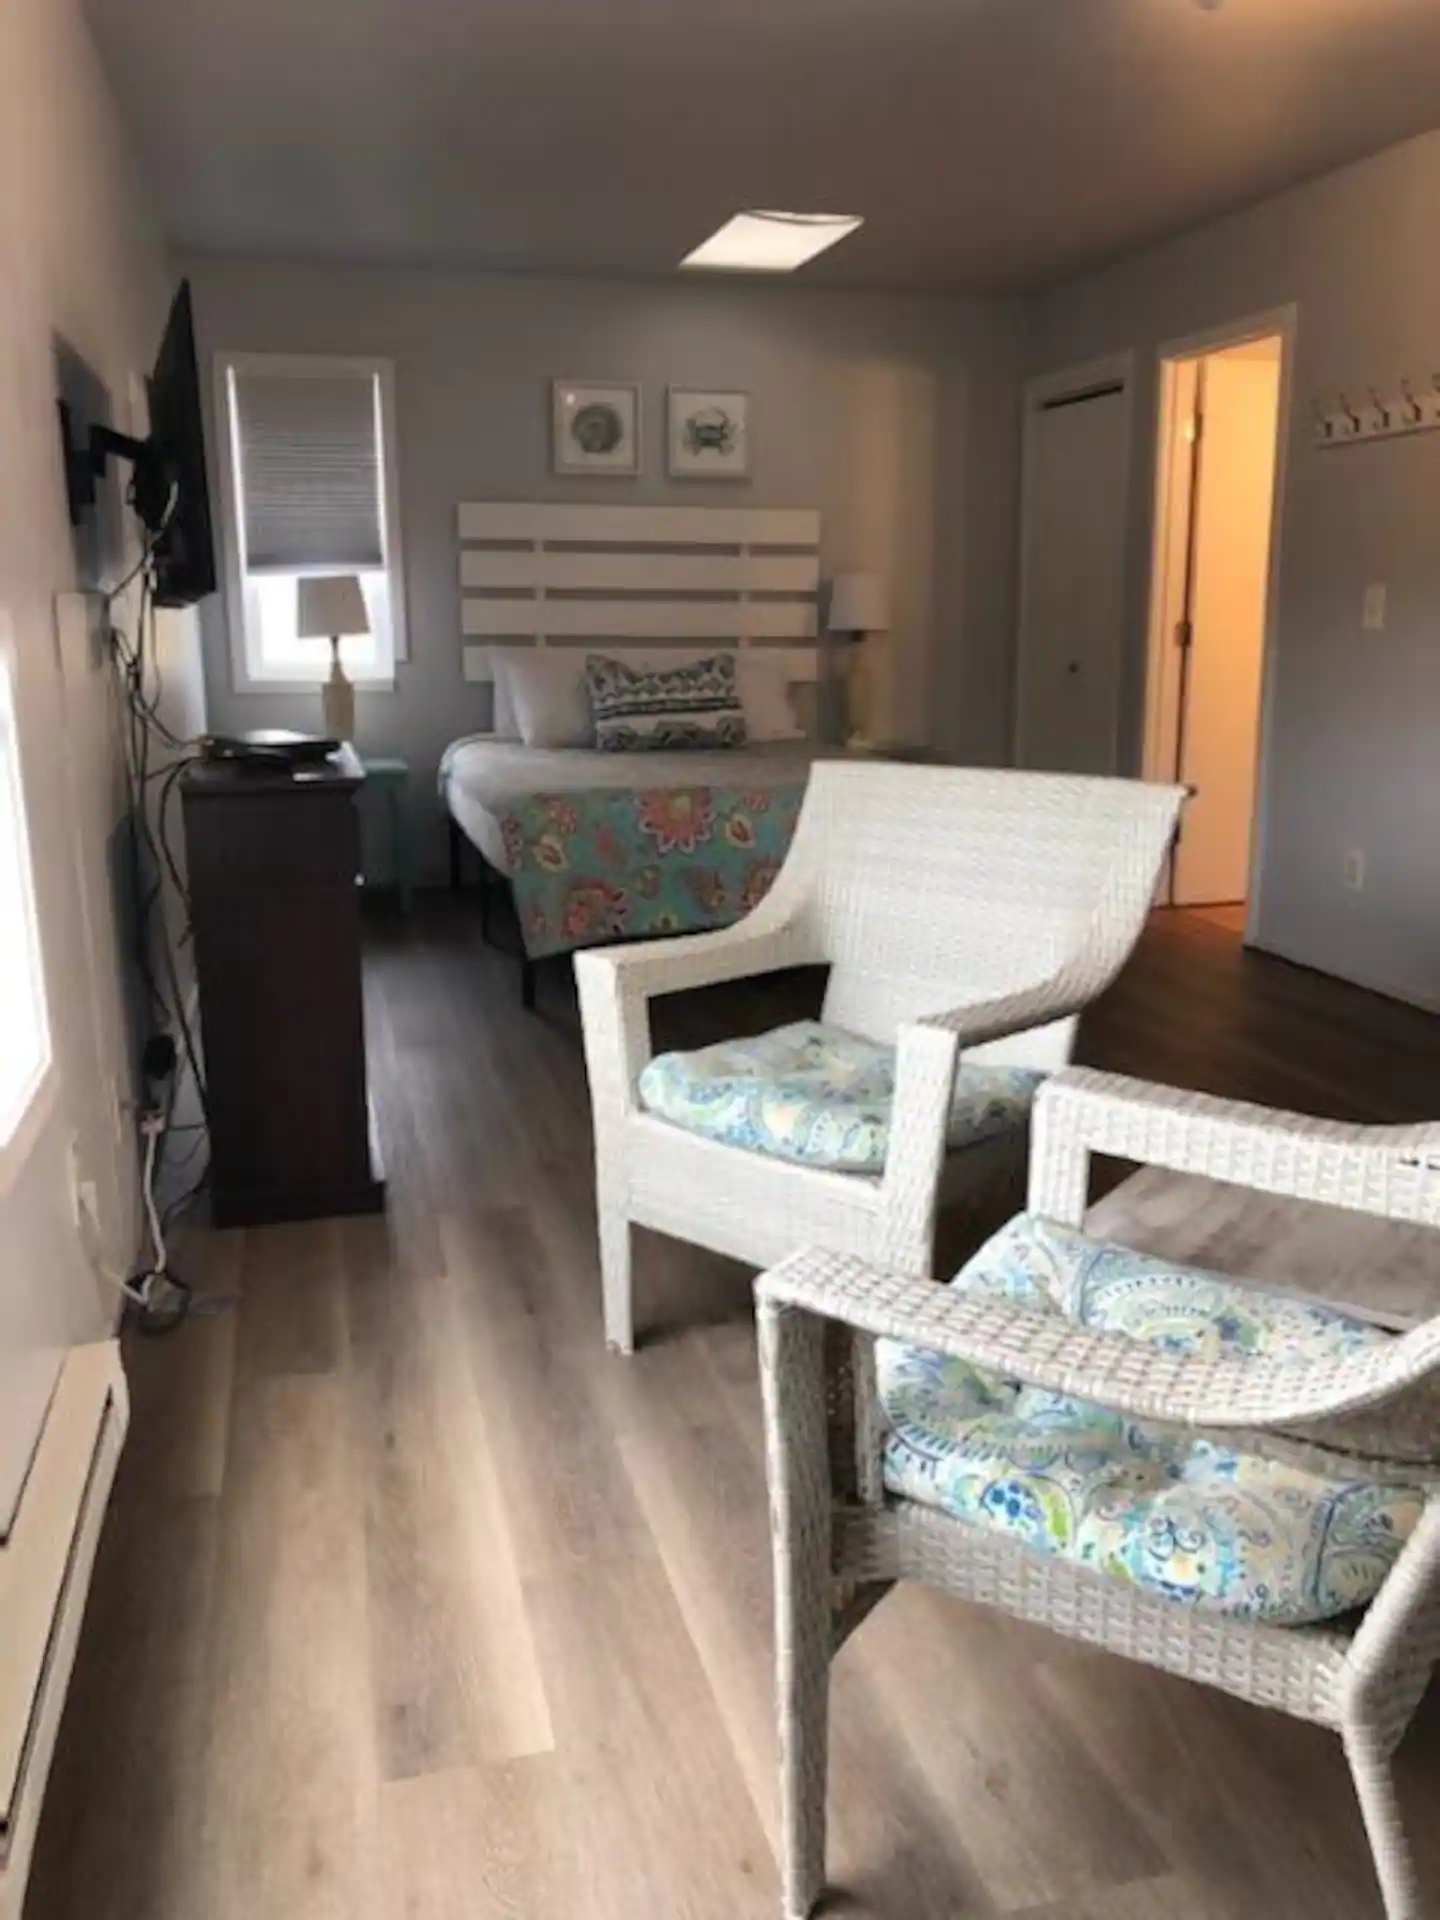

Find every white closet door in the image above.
[1015,382,1130,775]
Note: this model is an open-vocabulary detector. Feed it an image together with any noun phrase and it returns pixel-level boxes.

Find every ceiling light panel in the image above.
[680,211,864,273]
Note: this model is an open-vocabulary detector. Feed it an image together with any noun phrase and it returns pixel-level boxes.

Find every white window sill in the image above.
[230,676,398,696]
[231,664,401,695]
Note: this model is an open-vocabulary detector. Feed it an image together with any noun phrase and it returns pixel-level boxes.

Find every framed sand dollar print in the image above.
[552,380,641,476]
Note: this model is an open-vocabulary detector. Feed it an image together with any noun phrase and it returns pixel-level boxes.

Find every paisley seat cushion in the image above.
[877,1214,1423,1624]
[637,1020,1046,1174]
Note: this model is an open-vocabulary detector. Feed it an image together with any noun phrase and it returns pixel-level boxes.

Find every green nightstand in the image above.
[360,755,414,912]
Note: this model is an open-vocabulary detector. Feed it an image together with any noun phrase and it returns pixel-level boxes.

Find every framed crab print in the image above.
[667,388,751,481]
[552,380,641,476]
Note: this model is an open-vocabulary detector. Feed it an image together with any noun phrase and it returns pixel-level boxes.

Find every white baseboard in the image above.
[0,1344,128,1918]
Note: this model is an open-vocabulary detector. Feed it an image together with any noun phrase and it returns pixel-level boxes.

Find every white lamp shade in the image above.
[295,573,370,639]
[828,571,890,633]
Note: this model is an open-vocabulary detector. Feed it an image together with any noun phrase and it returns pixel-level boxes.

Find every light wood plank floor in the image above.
[24,903,1440,1920]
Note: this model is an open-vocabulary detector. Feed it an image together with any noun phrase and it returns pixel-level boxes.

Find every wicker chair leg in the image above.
[758,1301,837,1919]
[598,1204,634,1354]
[776,1551,830,1919]
[1344,1727,1421,1919]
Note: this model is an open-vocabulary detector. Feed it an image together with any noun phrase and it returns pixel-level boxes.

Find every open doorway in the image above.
[1143,319,1289,924]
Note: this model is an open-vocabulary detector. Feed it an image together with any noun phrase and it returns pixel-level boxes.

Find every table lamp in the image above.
[296,574,369,743]
[827,571,891,748]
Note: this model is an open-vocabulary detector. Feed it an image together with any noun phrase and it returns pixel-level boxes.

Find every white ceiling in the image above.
[86,0,1440,293]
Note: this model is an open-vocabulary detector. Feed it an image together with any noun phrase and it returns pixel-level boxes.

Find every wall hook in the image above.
[1316,378,1440,449]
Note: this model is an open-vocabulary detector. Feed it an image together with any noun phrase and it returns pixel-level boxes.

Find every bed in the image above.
[443,501,835,1003]
[443,736,838,967]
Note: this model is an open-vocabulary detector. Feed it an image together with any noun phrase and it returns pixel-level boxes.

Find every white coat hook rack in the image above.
[1315,372,1440,448]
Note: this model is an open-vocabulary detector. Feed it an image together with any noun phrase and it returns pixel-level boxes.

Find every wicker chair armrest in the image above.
[1029,1068,1440,1227]
[574,912,814,1004]
[574,914,817,1113]
[877,971,1095,1218]
[913,970,1097,1051]
[756,1245,1438,1435]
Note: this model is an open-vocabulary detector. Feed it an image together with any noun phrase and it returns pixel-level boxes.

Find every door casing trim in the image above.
[1141,306,1297,939]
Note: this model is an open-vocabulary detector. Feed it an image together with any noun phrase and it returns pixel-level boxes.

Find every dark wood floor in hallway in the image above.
[23,901,1440,1920]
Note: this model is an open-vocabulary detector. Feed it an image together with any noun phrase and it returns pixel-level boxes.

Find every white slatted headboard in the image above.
[456,501,822,688]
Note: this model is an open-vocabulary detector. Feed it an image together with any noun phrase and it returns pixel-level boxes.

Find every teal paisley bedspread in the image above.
[496,784,805,958]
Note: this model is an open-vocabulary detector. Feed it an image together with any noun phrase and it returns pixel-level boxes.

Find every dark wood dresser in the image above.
[182,745,385,1228]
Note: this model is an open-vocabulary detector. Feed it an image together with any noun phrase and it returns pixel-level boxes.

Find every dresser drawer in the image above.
[183,786,360,891]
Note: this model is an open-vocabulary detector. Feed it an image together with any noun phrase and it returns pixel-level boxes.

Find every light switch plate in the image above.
[1362,584,1387,632]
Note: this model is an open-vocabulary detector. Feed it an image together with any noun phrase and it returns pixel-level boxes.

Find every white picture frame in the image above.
[552,380,641,477]
[668,387,751,481]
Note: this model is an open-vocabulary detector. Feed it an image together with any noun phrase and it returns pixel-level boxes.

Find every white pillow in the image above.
[490,667,520,740]
[493,651,593,748]
[736,652,804,742]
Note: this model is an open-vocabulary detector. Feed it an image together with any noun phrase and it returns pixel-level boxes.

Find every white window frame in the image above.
[213,351,408,693]
[0,620,54,1182]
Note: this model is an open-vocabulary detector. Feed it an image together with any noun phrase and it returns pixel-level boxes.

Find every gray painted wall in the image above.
[1031,128,1440,1012]
[184,257,1025,882]
[1,0,205,1517]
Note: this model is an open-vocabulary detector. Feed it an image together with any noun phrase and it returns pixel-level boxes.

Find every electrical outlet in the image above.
[1362,584,1387,632]
[1343,849,1366,892]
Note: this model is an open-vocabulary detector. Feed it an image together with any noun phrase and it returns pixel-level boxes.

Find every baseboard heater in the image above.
[0,1344,128,1920]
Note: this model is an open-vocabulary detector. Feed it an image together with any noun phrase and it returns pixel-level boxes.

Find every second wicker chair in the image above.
[576,762,1184,1352]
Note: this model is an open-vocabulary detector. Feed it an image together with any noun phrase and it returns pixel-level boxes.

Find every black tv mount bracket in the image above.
[58,400,167,531]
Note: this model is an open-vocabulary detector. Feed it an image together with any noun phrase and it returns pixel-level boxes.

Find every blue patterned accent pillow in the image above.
[586,653,748,752]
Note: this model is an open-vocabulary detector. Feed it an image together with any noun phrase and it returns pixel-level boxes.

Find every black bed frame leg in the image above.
[458,834,529,1001]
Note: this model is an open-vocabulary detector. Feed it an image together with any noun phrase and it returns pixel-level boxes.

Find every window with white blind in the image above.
[215,353,406,690]
[0,639,51,1152]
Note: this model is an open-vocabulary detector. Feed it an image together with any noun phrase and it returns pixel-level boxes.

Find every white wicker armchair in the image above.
[576,763,1184,1353]
[756,1068,1440,1920]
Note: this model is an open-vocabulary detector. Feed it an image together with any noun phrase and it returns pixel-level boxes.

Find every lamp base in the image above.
[844,632,877,745]
[321,635,356,743]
